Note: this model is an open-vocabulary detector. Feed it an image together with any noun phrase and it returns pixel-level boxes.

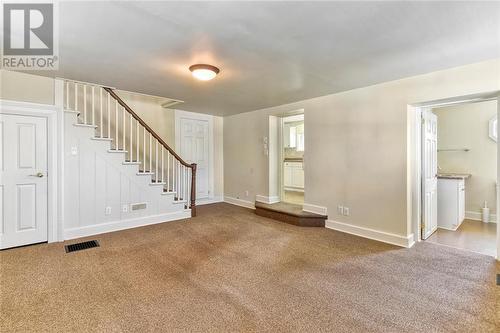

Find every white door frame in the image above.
[174,110,214,202]
[278,116,285,202]
[408,91,500,259]
[0,99,61,243]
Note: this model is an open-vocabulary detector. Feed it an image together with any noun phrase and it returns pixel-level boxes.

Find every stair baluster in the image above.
[129,113,133,160]
[83,85,87,124]
[120,107,124,150]
[91,86,95,125]
[136,120,139,161]
[100,88,103,138]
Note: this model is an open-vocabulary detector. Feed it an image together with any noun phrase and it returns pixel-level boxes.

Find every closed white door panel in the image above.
[180,118,209,199]
[0,114,48,249]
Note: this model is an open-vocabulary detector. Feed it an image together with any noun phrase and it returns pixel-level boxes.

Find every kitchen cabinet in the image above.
[284,161,304,191]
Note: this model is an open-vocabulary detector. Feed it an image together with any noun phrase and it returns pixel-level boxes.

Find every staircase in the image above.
[63,79,197,218]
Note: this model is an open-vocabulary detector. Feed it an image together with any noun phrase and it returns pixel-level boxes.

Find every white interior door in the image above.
[422,109,438,240]
[179,118,209,199]
[0,114,48,249]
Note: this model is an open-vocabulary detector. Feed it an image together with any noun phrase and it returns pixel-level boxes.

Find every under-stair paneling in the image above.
[63,112,189,239]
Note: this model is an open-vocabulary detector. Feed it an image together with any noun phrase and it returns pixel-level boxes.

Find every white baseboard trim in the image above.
[64,210,191,240]
[303,203,328,216]
[325,220,414,248]
[224,196,255,209]
[255,195,280,204]
[197,196,224,206]
[465,211,497,223]
[438,225,460,231]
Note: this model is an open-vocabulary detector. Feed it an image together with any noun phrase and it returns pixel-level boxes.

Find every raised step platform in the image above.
[255,201,327,227]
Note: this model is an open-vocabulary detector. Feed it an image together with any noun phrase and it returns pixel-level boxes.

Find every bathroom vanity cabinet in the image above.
[437,175,467,230]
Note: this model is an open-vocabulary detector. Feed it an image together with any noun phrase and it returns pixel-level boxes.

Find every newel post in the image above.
[190,163,197,217]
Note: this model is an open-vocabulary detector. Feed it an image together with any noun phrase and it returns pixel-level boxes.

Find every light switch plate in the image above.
[105,207,111,215]
[343,207,350,216]
[71,146,78,155]
[122,205,128,213]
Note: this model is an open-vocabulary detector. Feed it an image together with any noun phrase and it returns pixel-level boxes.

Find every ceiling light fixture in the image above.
[189,64,220,81]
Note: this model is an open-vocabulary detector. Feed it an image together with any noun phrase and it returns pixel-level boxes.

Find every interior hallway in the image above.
[426,219,497,257]
[1,203,497,332]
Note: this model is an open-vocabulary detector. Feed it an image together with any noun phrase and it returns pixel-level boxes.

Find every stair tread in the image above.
[255,201,327,219]
[74,123,97,128]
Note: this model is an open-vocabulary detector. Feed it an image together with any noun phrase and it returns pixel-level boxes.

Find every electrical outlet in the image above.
[105,207,111,215]
[245,190,249,197]
[343,207,350,216]
[337,205,344,215]
[122,205,128,213]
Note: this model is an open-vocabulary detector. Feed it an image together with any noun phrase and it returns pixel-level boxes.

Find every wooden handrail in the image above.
[104,87,197,216]
[105,87,191,167]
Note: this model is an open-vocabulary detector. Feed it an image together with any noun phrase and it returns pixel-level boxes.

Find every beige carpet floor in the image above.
[1,203,498,332]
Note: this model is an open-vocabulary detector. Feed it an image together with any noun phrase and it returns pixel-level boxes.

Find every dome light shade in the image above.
[189,64,220,81]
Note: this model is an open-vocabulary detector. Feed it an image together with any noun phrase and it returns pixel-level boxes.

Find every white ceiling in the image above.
[46,1,499,116]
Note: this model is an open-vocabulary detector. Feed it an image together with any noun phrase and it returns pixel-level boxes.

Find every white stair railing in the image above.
[63,79,197,215]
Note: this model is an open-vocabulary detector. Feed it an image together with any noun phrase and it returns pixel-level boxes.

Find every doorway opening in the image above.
[410,92,499,258]
[280,114,304,205]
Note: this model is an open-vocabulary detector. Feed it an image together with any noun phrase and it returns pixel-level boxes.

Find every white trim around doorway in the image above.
[407,91,500,259]
[0,99,62,243]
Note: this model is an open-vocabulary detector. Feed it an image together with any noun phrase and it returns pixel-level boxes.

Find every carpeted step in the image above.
[255,201,326,227]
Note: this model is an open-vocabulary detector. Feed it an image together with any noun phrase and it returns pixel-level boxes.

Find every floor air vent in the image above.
[65,240,100,253]
[497,274,500,286]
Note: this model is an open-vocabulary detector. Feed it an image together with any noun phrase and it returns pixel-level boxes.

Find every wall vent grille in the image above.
[131,202,147,211]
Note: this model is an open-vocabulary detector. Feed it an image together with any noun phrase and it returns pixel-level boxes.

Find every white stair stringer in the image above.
[63,110,190,240]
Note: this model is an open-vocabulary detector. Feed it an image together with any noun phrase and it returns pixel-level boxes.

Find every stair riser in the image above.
[255,208,325,227]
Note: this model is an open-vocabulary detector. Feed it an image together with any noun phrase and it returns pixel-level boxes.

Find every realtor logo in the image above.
[2,2,58,70]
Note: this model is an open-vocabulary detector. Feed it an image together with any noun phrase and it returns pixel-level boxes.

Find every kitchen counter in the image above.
[437,173,471,180]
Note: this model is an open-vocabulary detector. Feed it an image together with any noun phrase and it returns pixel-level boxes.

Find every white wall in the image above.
[224,59,500,239]
[434,100,497,215]
[0,70,54,105]
[213,116,224,200]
